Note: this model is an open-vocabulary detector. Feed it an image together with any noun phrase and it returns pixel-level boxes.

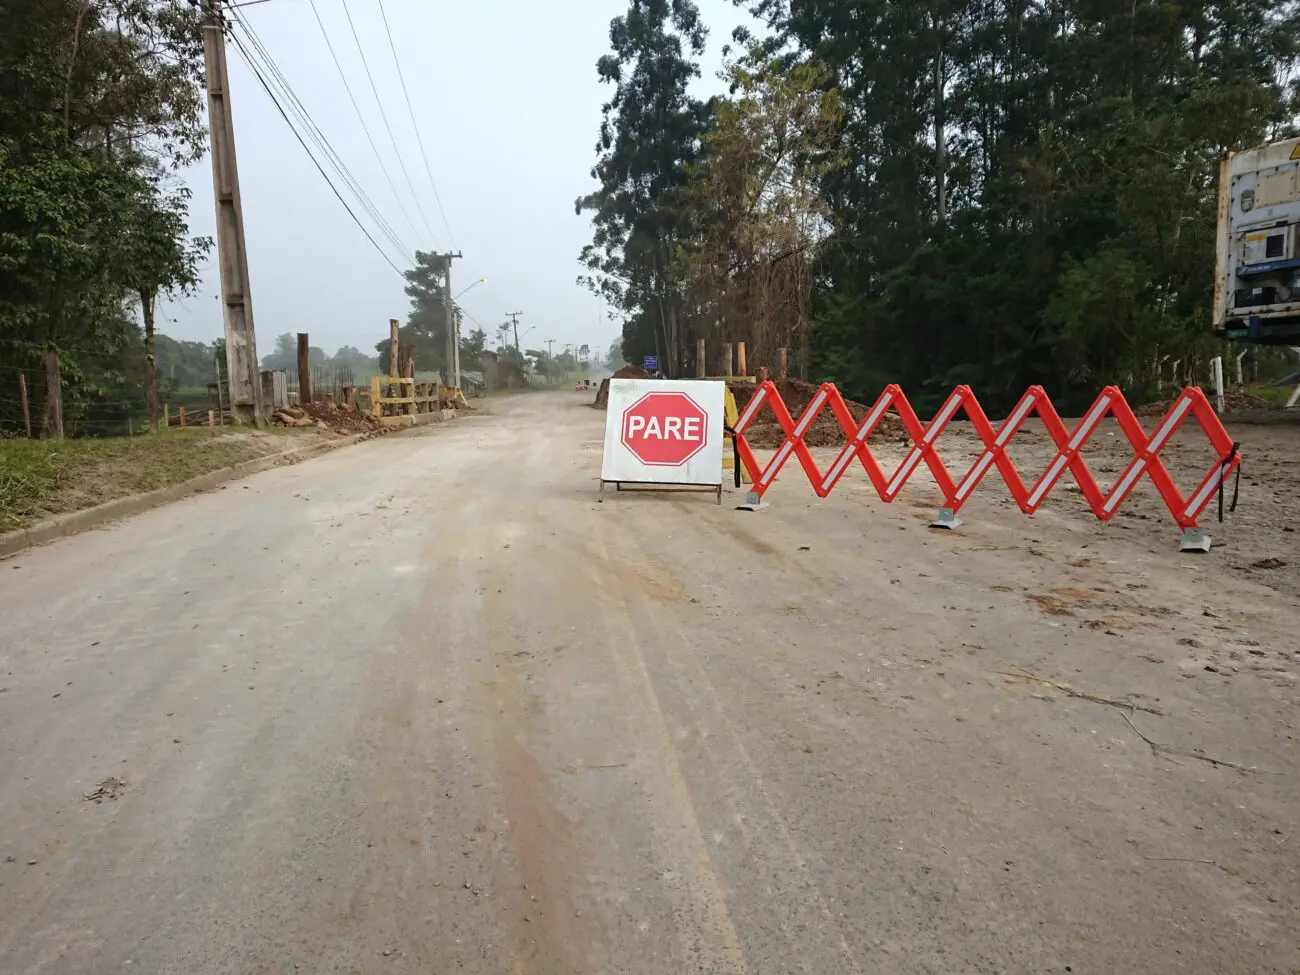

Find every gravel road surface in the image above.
[1,392,1296,974]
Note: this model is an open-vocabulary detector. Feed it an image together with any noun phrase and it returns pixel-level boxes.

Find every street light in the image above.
[455,277,487,301]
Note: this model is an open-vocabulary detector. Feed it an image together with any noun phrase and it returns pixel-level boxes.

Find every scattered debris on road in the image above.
[82,777,128,803]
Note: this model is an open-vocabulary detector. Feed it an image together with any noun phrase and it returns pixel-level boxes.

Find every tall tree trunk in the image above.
[42,349,63,439]
[141,287,160,432]
[933,9,947,224]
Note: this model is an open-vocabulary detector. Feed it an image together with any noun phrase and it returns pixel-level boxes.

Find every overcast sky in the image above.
[162,0,753,363]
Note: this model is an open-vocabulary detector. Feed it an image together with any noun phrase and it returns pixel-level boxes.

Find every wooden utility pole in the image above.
[200,0,263,425]
[388,319,400,378]
[18,373,31,438]
[296,332,312,405]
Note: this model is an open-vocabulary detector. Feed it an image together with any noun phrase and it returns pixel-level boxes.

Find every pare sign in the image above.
[601,379,725,487]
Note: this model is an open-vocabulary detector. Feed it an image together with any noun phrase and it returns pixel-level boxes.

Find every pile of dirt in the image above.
[1136,387,1278,418]
[272,403,386,435]
[729,378,910,449]
[593,364,652,409]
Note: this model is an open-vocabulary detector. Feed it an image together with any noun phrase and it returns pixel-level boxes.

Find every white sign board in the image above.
[601,379,725,486]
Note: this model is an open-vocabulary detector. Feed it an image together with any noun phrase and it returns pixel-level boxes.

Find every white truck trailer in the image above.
[1214,136,1300,345]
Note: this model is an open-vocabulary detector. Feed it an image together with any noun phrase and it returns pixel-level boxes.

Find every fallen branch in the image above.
[996,669,1164,715]
[1121,712,1277,775]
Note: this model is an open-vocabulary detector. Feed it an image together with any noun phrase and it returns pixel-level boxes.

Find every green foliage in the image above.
[577,0,710,374]
[729,0,1300,411]
[375,250,455,375]
[0,0,209,436]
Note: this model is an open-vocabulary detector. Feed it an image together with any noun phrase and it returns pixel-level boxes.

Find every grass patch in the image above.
[1244,383,1295,408]
[0,429,312,533]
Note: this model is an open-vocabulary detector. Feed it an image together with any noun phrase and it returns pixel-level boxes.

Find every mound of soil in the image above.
[1136,387,1277,418]
[593,364,652,409]
[730,378,910,448]
[273,402,386,435]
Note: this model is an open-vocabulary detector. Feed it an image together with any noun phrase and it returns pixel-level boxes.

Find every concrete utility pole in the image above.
[200,0,263,424]
[432,251,463,385]
[506,311,523,354]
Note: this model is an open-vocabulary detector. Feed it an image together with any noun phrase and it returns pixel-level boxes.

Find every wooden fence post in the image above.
[721,342,732,378]
[296,332,312,405]
[179,407,187,428]
[696,338,706,378]
[736,342,747,378]
[208,410,216,427]
[777,347,788,378]
[161,403,168,430]
[18,372,31,438]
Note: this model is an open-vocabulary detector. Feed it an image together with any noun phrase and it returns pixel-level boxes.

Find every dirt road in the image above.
[1,392,1296,973]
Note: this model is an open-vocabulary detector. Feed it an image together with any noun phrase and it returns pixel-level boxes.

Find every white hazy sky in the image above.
[163,0,754,362]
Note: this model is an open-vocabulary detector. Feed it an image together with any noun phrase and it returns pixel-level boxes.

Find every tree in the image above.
[376,250,453,375]
[0,0,208,437]
[120,177,208,430]
[679,50,844,378]
[727,0,1300,412]
[577,0,710,376]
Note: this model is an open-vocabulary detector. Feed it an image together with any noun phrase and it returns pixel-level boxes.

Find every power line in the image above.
[226,27,405,278]
[230,12,412,260]
[339,0,438,243]
[308,0,424,245]
[375,0,456,249]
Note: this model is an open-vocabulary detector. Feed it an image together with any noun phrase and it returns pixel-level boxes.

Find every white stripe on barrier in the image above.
[760,440,795,487]
[1028,455,1070,508]
[858,398,892,442]
[1183,465,1226,518]
[822,447,856,493]
[995,395,1038,449]
[793,390,828,438]
[955,451,996,502]
[1146,396,1192,454]
[1069,397,1111,451]
[736,388,768,432]
[1104,458,1147,514]
[886,448,924,497]
[923,396,963,445]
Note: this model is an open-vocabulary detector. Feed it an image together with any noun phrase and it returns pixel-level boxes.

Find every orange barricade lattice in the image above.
[732,382,1240,545]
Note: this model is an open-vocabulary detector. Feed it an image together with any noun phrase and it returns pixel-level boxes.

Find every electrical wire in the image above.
[229,12,413,261]
[226,27,406,278]
[375,0,456,249]
[308,0,424,245]
[339,0,438,243]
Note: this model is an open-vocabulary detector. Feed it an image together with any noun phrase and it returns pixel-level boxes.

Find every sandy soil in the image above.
[0,393,1296,974]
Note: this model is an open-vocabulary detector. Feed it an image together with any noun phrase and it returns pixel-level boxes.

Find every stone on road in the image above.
[0,393,1295,973]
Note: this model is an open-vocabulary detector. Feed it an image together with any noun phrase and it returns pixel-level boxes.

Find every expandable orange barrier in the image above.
[732,382,1241,551]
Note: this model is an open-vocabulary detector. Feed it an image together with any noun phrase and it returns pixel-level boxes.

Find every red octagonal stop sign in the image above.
[620,390,709,467]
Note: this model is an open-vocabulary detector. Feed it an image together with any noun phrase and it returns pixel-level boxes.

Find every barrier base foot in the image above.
[931,507,963,530]
[1179,527,1212,553]
[736,491,768,512]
